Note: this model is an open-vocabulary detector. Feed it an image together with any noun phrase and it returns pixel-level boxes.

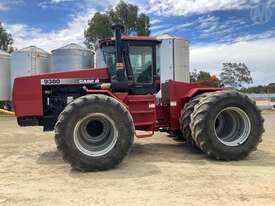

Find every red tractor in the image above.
[12,25,264,171]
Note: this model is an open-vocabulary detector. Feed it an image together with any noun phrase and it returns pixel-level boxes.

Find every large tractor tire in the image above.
[179,94,207,150]
[55,94,134,171]
[190,90,264,160]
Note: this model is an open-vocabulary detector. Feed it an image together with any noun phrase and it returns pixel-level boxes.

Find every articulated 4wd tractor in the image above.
[13,25,264,171]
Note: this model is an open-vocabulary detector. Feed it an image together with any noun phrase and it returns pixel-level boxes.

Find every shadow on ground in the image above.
[36,139,275,179]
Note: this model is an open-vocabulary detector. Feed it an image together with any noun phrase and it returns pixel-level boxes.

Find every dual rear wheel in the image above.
[180,90,264,160]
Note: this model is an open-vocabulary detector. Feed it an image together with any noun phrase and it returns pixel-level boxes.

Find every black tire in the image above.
[179,94,208,149]
[190,90,264,161]
[55,133,64,152]
[167,130,185,142]
[55,94,134,171]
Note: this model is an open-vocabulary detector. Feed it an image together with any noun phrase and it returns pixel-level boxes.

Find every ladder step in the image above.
[131,110,154,114]
[135,130,154,138]
[135,121,155,126]
[128,99,154,102]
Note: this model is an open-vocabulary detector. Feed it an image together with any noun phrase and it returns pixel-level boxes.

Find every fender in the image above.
[185,87,223,99]
[85,90,129,109]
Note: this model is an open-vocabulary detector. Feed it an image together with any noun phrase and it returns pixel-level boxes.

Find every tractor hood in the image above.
[12,68,109,117]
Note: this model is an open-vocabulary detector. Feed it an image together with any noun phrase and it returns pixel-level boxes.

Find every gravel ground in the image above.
[0,111,275,206]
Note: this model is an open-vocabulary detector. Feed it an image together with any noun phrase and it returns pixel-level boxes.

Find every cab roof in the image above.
[98,36,160,48]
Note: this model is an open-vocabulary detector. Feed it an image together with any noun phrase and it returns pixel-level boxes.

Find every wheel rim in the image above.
[73,113,118,157]
[214,107,251,147]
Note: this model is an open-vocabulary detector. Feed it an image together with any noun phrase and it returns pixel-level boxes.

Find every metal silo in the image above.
[11,46,50,88]
[51,43,94,72]
[157,34,190,83]
[0,50,11,101]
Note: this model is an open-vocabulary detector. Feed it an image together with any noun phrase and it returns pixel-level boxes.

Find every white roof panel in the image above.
[53,43,90,51]
[20,46,49,54]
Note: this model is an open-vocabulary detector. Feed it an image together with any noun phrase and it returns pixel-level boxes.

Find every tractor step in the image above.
[127,95,156,136]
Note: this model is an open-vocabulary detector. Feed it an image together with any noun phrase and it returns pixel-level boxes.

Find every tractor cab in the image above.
[95,33,160,95]
[95,25,190,96]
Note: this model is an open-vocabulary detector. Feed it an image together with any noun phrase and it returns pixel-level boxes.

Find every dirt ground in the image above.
[0,111,275,206]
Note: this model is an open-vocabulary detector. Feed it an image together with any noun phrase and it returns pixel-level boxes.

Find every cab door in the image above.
[126,41,157,95]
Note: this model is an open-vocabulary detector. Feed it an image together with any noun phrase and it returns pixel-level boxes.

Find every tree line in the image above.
[191,63,254,89]
[240,84,275,94]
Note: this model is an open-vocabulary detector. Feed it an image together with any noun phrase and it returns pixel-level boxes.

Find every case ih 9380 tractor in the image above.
[12,25,264,171]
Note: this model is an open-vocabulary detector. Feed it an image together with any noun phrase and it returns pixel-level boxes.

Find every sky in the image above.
[0,0,275,86]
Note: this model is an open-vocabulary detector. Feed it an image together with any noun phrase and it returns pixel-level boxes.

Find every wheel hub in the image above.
[214,107,251,147]
[86,120,104,137]
[73,113,118,157]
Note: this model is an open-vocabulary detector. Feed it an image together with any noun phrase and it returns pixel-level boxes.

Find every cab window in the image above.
[102,46,116,77]
[129,46,153,84]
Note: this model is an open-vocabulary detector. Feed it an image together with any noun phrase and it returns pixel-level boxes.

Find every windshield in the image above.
[101,45,154,84]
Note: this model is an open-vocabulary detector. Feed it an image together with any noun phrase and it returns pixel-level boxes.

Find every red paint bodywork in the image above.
[85,90,156,137]
[160,81,223,130]
[13,68,108,117]
[13,68,221,137]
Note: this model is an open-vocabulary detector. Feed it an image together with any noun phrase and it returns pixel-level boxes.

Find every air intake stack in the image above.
[111,24,126,82]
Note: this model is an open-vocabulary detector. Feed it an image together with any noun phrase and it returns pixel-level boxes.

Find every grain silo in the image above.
[11,46,50,88]
[51,43,94,72]
[0,50,11,102]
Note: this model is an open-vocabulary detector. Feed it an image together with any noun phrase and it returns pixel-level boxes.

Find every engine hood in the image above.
[12,68,109,117]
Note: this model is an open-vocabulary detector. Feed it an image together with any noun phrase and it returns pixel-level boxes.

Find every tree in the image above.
[190,70,199,83]
[84,13,112,49]
[220,63,253,88]
[108,1,137,35]
[84,1,151,49]
[0,22,13,53]
[136,13,150,36]
[190,69,221,87]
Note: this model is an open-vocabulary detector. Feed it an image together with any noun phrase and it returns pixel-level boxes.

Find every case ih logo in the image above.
[41,78,100,85]
[250,3,273,24]
[78,79,100,84]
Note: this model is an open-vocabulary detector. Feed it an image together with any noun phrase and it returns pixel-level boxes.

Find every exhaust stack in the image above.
[111,24,126,82]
